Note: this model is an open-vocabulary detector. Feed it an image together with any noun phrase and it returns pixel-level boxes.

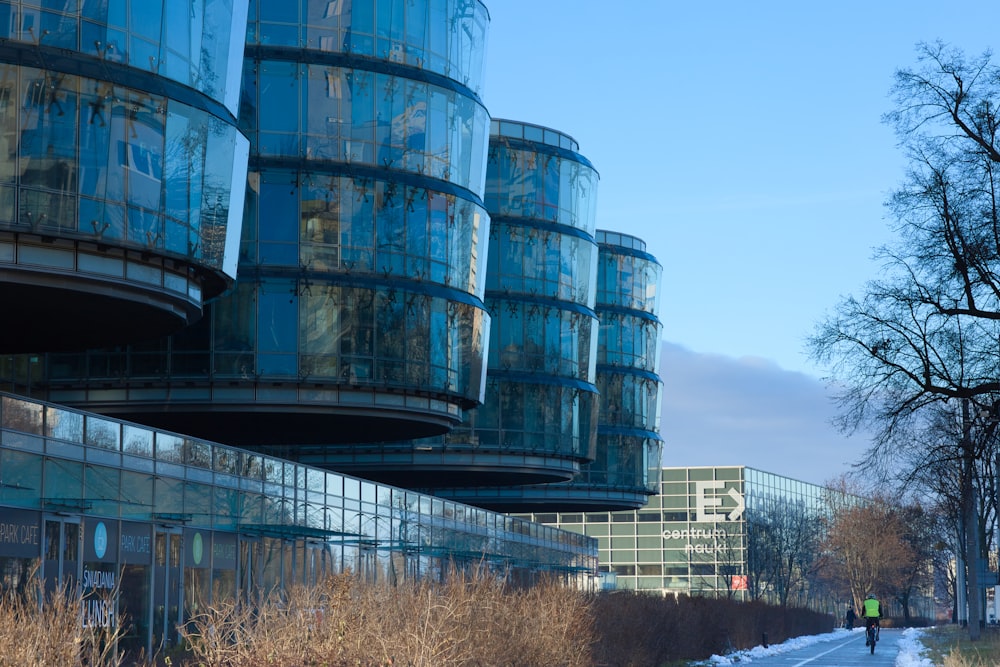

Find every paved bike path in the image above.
[709,628,905,666]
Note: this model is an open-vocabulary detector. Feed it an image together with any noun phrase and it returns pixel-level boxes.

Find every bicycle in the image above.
[865,620,878,654]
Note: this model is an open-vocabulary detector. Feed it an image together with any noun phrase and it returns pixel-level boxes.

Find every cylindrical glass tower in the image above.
[19,0,493,447]
[585,230,663,507]
[0,1,249,352]
[503,230,663,510]
[300,120,601,489]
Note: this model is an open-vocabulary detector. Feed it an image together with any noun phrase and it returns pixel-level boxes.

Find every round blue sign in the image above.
[192,532,203,566]
[94,521,108,559]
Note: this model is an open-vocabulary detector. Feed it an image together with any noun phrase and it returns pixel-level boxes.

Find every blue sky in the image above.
[480,1,1000,484]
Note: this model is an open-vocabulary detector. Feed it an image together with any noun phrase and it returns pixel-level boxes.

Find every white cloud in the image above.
[658,341,873,486]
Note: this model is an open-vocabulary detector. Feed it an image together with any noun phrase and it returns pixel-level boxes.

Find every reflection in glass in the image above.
[0,64,247,271]
[123,425,154,457]
[3,0,248,113]
[85,415,121,450]
[45,407,83,443]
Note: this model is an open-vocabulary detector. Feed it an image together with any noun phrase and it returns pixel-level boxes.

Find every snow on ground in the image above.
[895,628,935,667]
[699,626,933,666]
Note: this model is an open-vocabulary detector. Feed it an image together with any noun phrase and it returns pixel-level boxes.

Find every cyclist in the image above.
[862,593,881,645]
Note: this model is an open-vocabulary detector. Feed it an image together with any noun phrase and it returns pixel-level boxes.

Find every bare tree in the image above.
[809,41,1000,639]
[891,502,942,622]
[820,497,917,613]
[746,495,820,607]
[932,522,962,622]
[685,527,746,599]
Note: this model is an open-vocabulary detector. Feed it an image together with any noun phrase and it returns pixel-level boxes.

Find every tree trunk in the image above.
[963,399,982,640]
[964,483,982,639]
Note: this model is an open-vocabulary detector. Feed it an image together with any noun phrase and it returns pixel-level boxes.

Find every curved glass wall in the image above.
[22,0,492,447]
[247,61,490,194]
[441,120,600,494]
[0,0,247,115]
[250,0,489,97]
[309,120,601,492]
[443,230,662,511]
[589,231,663,503]
[521,230,663,510]
[0,390,596,656]
[475,119,600,483]
[0,1,249,351]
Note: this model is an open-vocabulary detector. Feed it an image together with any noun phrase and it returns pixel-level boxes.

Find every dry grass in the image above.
[180,572,832,667]
[0,567,838,666]
[919,625,1000,667]
[0,579,124,667]
[180,568,594,667]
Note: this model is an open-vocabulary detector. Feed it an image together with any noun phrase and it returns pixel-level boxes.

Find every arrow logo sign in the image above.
[726,487,745,521]
[695,481,746,522]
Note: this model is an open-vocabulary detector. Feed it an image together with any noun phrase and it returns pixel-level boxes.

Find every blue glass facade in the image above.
[0,0,249,351]
[0,390,596,657]
[288,120,601,491]
[583,231,663,505]
[22,0,493,447]
[474,120,600,484]
[472,231,663,510]
[0,1,685,657]
[0,7,672,638]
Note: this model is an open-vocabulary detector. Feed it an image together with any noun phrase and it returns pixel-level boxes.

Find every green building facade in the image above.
[519,466,853,612]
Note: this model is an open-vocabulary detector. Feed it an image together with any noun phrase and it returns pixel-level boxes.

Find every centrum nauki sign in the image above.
[662,481,746,554]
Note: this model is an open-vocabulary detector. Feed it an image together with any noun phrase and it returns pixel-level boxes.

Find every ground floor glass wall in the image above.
[0,392,596,657]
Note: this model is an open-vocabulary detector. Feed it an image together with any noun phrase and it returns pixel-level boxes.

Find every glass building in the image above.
[0,0,249,352]
[455,230,663,511]
[18,0,493,448]
[430,119,600,497]
[576,230,663,508]
[465,119,600,489]
[0,3,701,654]
[0,390,596,657]
[518,466,859,611]
[302,119,602,491]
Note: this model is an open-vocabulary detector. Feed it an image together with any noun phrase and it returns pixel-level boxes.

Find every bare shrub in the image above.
[501,578,594,666]
[0,566,842,666]
[589,590,834,666]
[0,577,125,667]
[181,568,593,666]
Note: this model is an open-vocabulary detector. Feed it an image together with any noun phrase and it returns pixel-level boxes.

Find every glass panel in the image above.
[0,450,42,506]
[85,464,120,518]
[45,406,83,442]
[185,440,211,469]
[214,447,239,475]
[153,477,183,516]
[123,424,153,457]
[259,61,298,134]
[257,280,297,357]
[185,482,211,527]
[155,433,184,463]
[124,91,165,212]
[1,397,43,433]
[85,415,121,450]
[163,106,202,231]
[43,458,83,501]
